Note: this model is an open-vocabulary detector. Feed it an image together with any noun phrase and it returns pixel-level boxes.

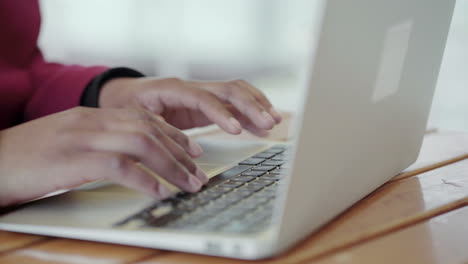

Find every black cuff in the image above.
[80,67,145,108]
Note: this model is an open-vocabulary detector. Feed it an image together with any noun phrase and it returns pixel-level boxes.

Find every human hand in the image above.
[99,77,282,137]
[0,107,207,207]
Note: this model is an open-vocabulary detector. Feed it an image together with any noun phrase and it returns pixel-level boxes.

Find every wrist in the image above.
[99,77,137,108]
[81,67,145,108]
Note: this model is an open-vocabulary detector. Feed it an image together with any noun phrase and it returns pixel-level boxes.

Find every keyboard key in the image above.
[239,158,265,165]
[263,148,284,154]
[235,200,262,210]
[241,171,266,177]
[206,185,235,194]
[175,192,196,201]
[243,184,265,193]
[253,152,276,159]
[230,176,256,182]
[271,145,287,151]
[206,165,252,187]
[197,192,223,200]
[209,200,235,209]
[252,165,277,171]
[260,174,280,181]
[176,201,202,211]
[269,168,287,175]
[223,192,252,202]
[218,181,244,188]
[249,179,275,187]
[235,188,256,196]
[271,154,285,161]
[261,160,285,166]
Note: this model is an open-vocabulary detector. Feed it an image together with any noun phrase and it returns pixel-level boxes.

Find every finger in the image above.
[206,82,276,130]
[71,152,172,200]
[236,80,282,123]
[102,116,207,183]
[156,119,205,158]
[147,120,208,184]
[108,119,201,175]
[139,108,204,158]
[83,131,203,193]
[163,108,213,130]
[229,107,270,137]
[156,87,243,134]
[104,111,204,159]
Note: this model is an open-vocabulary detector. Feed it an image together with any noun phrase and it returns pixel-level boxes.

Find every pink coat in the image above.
[0,0,107,129]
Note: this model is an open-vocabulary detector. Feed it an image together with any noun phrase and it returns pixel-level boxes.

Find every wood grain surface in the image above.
[313,206,468,264]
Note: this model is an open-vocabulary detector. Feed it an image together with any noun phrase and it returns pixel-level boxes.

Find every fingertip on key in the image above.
[158,184,172,199]
[261,110,276,129]
[189,140,204,157]
[269,107,282,123]
[195,168,209,184]
[188,175,203,192]
[228,117,242,134]
[151,183,171,200]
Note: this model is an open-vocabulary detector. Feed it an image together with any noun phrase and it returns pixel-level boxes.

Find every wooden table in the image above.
[1,116,467,264]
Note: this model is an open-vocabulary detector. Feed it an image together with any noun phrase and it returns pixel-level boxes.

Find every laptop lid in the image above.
[273,0,455,251]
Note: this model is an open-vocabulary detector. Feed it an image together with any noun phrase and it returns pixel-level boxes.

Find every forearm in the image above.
[24,49,108,121]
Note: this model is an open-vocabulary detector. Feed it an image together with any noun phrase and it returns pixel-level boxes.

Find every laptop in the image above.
[0,0,455,259]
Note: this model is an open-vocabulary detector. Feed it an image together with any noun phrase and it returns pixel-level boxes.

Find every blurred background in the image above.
[39,0,467,131]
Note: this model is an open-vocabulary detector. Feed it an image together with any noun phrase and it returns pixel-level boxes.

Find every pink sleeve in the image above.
[24,49,108,121]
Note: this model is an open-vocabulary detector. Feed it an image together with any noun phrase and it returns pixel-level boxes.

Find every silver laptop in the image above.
[0,0,455,259]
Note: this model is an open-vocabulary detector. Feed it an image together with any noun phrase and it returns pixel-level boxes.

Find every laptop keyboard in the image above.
[115,145,289,233]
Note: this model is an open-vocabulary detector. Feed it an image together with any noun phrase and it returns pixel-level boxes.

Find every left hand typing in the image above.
[98,77,282,137]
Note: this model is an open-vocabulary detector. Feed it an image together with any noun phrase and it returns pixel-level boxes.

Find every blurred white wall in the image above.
[38,0,467,131]
[39,0,317,79]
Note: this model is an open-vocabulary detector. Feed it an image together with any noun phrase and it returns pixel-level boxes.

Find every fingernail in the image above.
[261,110,275,127]
[269,107,282,123]
[157,184,172,199]
[257,130,270,137]
[188,175,202,192]
[189,140,203,156]
[228,117,242,134]
[195,168,209,184]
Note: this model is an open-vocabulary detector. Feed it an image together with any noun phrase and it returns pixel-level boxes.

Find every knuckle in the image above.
[106,154,131,175]
[227,82,249,95]
[183,159,197,172]
[232,79,245,86]
[195,90,215,102]
[134,121,156,135]
[69,107,94,121]
[165,77,183,86]
[130,132,155,153]
[219,85,234,98]
[161,157,180,175]
[174,131,190,146]
[172,146,189,160]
